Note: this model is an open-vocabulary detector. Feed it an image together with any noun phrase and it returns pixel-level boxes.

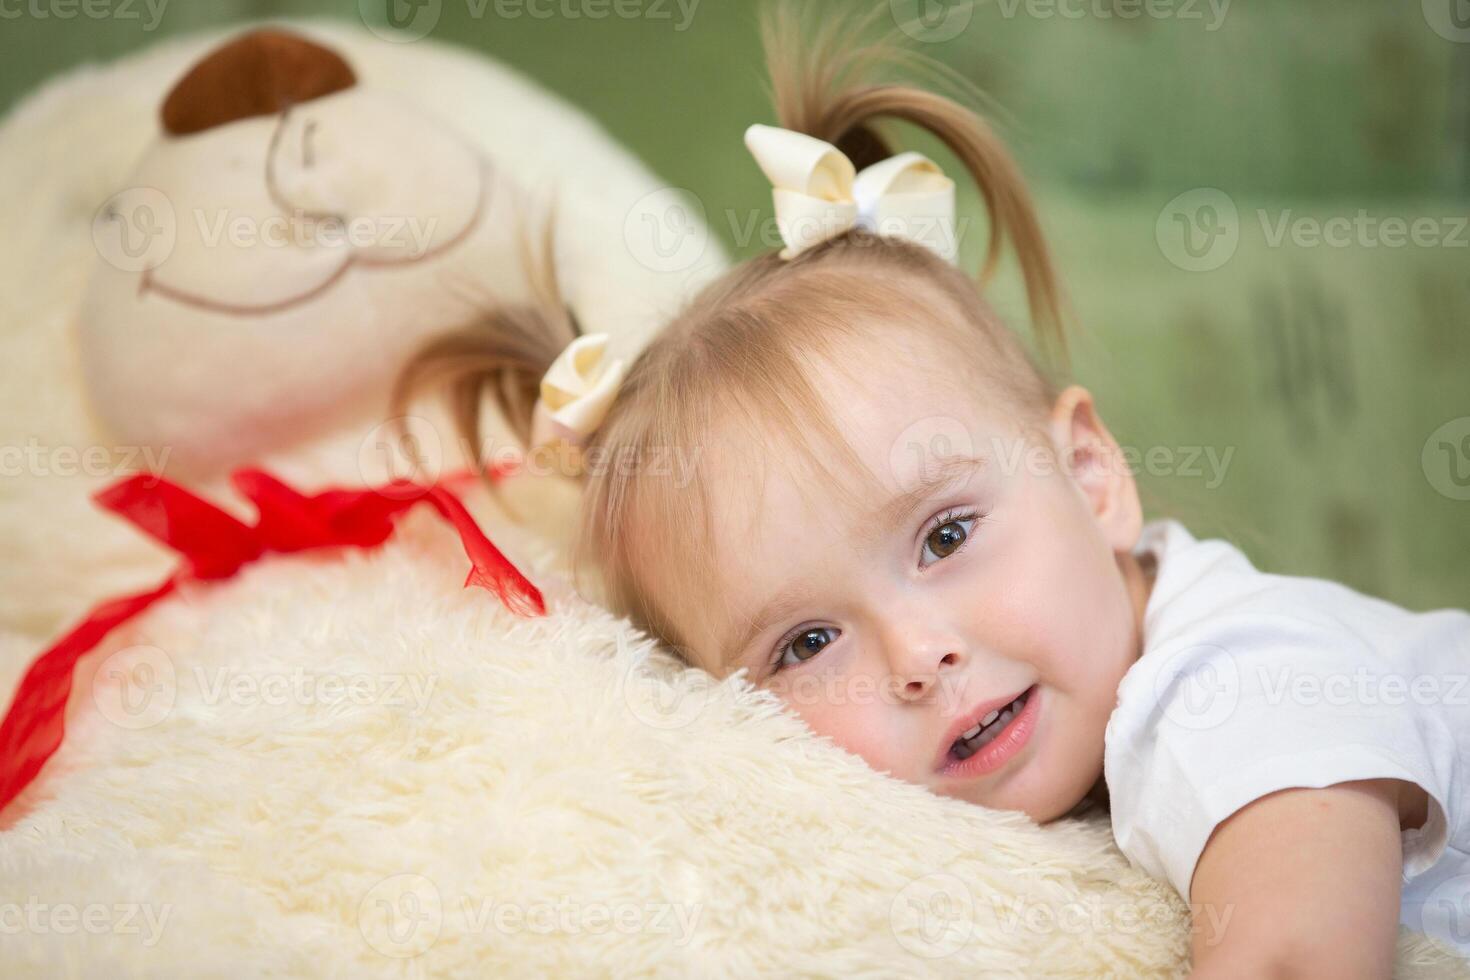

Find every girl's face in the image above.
[675,340,1149,822]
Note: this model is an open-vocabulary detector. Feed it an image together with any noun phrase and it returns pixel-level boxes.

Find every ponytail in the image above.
[760,2,1068,359]
[389,214,579,515]
[388,0,1070,553]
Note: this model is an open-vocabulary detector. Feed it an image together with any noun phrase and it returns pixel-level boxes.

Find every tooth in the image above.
[954,695,1031,760]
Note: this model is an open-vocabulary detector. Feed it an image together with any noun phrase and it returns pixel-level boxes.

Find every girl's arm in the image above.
[1187,778,1409,980]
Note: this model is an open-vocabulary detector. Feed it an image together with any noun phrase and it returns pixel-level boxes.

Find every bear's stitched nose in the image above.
[161,29,356,136]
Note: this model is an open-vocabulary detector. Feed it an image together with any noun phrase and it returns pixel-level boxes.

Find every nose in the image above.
[876,607,968,704]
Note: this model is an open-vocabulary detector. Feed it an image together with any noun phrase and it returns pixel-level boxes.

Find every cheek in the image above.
[768,671,921,778]
[978,479,1133,684]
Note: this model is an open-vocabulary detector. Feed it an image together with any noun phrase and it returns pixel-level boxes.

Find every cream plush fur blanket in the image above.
[0,22,1465,979]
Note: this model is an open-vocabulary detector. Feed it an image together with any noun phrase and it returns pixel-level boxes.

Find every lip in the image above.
[934,683,1041,778]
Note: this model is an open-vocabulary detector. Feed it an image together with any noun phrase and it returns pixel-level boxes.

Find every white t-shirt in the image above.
[1104,519,1470,957]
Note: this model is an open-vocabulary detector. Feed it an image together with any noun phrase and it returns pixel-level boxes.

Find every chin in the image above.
[963,778,1075,823]
[1020,790,1089,824]
[989,710,1103,822]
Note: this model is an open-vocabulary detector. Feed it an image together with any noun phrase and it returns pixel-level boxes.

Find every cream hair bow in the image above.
[529,332,627,454]
[744,123,958,262]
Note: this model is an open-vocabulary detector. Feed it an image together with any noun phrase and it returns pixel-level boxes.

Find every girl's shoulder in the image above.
[1104,519,1470,907]
[1131,517,1469,664]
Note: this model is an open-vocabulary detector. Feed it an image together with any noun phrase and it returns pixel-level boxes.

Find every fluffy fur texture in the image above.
[0,22,1465,979]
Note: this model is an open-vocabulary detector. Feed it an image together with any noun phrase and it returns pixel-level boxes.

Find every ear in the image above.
[1047,385,1142,552]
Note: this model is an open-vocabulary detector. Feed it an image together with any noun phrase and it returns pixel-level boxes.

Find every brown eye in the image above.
[921,513,979,566]
[777,627,839,669]
[928,521,966,557]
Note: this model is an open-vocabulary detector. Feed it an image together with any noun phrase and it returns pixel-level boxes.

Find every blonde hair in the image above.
[392,2,1070,667]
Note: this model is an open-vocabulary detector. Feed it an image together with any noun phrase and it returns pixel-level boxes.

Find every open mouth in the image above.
[949,684,1036,762]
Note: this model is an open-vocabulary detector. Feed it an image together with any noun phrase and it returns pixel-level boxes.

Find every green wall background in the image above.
[1,0,1467,608]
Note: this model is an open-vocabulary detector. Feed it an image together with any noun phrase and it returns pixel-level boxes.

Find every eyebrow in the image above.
[719,452,987,668]
[872,452,988,531]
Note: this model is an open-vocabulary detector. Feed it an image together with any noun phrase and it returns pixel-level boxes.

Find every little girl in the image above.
[395,5,1470,974]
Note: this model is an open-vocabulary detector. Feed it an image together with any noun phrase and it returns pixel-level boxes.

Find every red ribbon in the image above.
[0,464,545,812]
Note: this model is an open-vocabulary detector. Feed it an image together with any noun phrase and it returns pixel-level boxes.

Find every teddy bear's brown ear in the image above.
[161,29,356,136]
